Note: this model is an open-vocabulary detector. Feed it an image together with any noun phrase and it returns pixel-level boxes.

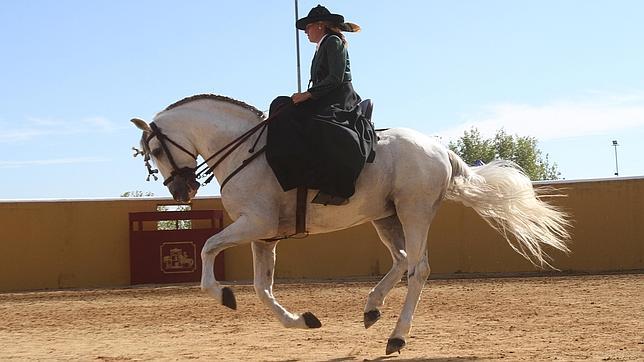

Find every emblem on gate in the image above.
[160,242,196,273]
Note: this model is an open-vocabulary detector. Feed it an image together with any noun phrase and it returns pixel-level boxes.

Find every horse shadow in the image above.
[280,356,482,362]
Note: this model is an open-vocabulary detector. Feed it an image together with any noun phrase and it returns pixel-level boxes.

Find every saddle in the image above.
[294,99,375,235]
[359,99,374,124]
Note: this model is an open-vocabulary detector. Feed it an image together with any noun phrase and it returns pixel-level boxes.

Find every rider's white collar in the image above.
[316,34,328,50]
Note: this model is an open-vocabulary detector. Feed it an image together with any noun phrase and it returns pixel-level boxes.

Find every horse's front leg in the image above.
[251,241,321,329]
[201,214,276,309]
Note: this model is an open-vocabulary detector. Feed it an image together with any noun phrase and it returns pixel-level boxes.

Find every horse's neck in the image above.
[182,101,264,183]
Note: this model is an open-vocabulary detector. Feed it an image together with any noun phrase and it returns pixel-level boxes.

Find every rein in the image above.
[140,104,289,190]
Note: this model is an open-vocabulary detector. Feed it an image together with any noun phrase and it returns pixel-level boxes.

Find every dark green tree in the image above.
[448,127,560,180]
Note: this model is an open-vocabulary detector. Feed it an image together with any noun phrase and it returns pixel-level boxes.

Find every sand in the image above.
[1,274,642,361]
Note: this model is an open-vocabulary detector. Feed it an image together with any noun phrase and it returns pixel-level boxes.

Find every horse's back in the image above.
[375,128,452,190]
[300,128,453,234]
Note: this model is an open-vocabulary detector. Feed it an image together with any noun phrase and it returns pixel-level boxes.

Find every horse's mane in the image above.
[163,94,266,119]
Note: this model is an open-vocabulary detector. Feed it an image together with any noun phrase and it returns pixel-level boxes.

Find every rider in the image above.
[266,5,376,206]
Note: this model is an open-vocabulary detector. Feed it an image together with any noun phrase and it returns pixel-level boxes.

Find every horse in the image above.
[131,94,570,355]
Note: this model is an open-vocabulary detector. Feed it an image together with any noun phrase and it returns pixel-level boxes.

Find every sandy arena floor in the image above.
[1,274,642,361]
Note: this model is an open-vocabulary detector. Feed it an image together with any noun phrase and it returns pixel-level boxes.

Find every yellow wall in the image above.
[0,198,228,292]
[0,178,642,292]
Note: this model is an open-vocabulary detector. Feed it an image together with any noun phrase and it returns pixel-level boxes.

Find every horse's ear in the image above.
[131,117,152,132]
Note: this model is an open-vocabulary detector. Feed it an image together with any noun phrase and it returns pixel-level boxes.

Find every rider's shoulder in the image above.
[323,34,343,46]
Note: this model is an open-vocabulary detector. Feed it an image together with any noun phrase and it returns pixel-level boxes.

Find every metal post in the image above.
[612,140,619,176]
[294,0,302,92]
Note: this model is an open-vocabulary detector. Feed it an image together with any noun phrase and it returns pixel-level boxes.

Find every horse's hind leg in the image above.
[386,200,438,355]
[364,214,407,328]
[251,240,321,329]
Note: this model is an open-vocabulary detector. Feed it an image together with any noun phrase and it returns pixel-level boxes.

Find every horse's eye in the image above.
[151,148,162,157]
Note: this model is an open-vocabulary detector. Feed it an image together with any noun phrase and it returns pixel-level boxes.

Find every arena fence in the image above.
[0,177,642,292]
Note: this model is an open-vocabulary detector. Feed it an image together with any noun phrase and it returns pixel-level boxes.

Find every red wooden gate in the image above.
[129,210,225,285]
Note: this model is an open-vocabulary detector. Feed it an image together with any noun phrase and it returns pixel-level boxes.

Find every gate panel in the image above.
[129,210,224,284]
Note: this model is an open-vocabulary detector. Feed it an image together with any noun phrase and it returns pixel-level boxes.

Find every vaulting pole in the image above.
[294,0,302,92]
[294,0,307,236]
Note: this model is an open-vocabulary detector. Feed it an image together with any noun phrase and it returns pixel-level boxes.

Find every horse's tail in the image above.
[445,149,571,268]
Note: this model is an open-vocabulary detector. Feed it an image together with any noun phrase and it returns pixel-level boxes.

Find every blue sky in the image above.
[1,1,643,200]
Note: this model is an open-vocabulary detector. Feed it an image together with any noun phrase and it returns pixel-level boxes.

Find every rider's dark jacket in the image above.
[308,34,353,101]
[266,34,376,199]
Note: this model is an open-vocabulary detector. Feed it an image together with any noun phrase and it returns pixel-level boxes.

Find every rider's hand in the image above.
[291,92,312,104]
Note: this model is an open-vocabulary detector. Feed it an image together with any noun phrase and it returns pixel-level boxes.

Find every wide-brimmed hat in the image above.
[296,5,344,30]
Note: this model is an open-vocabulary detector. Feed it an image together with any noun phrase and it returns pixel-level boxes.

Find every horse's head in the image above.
[131,118,200,203]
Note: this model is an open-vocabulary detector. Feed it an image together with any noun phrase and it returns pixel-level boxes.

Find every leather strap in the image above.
[296,186,308,235]
[219,146,267,190]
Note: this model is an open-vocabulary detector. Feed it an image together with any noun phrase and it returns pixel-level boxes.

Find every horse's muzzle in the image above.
[168,176,200,203]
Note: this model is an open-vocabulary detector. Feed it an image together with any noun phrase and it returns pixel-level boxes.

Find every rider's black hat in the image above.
[296,5,344,30]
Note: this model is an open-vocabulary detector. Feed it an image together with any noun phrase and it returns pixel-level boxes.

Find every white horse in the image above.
[131,94,570,355]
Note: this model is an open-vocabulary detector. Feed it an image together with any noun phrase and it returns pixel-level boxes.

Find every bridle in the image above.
[144,122,199,186]
[134,104,287,190]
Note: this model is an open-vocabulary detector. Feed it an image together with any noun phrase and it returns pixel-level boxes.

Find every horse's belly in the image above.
[276,189,395,235]
[305,202,395,234]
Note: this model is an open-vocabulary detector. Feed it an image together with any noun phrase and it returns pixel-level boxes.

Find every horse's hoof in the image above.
[221,287,237,310]
[302,312,322,328]
[385,338,406,355]
[363,309,381,329]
